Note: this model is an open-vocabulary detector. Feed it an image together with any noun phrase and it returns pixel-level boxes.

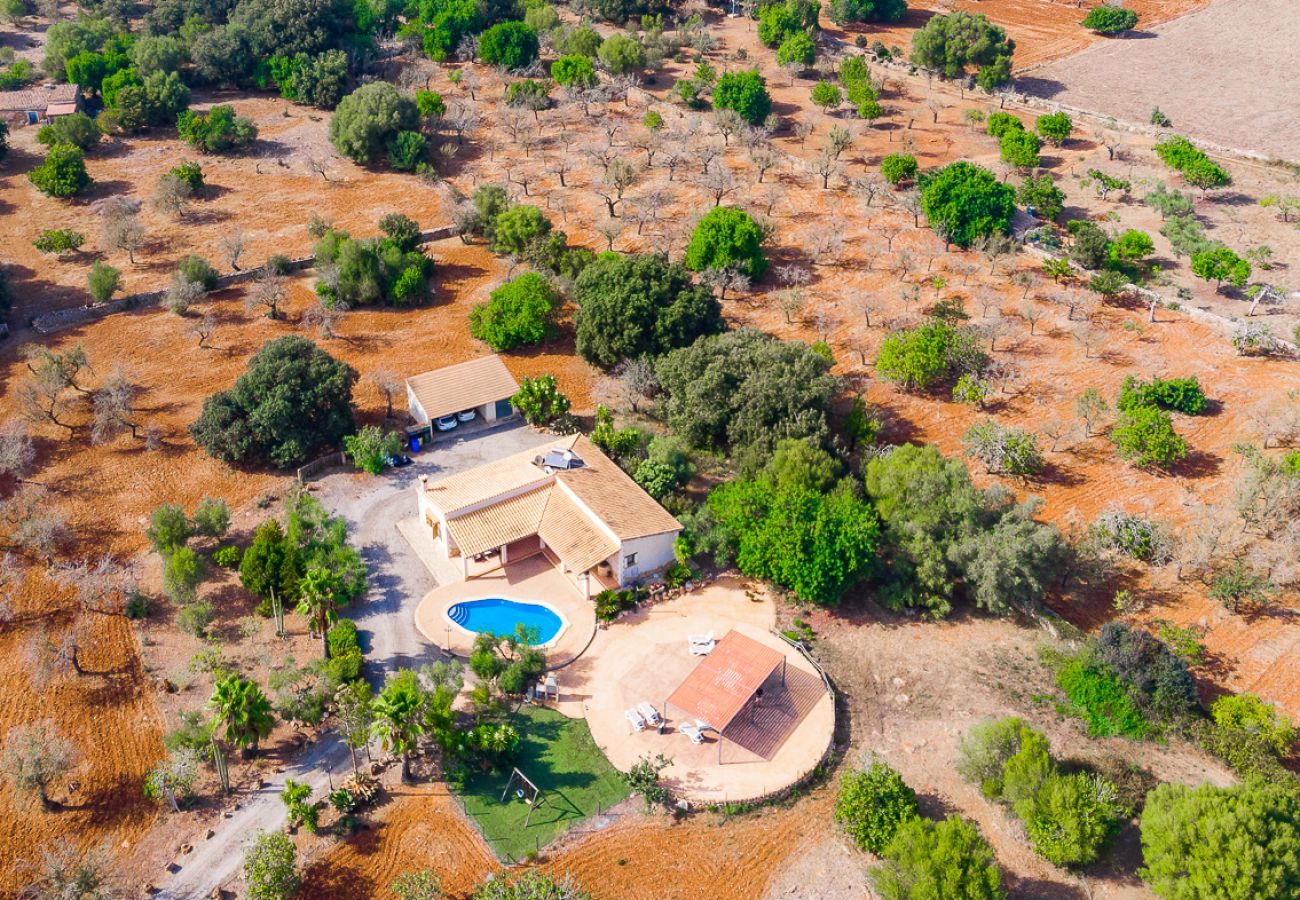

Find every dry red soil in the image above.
[2,1,1296,894]
[825,0,1209,69]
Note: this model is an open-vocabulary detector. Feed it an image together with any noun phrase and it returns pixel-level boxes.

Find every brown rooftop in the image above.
[0,83,79,111]
[406,355,519,422]
[666,631,786,732]
[422,435,681,543]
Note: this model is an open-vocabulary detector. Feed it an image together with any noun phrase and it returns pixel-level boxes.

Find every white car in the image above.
[434,415,459,432]
[456,409,477,423]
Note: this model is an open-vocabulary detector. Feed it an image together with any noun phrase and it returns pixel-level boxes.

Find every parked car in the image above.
[434,415,459,432]
[456,409,477,423]
[386,454,413,468]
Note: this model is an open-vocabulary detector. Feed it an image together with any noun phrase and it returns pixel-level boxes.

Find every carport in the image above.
[405,355,519,444]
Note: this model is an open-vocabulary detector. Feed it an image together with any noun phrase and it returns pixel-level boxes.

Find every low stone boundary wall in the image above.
[30,225,458,336]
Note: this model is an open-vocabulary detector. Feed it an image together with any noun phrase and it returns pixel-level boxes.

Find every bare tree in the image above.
[246,272,287,319]
[777,264,812,290]
[1010,270,1035,298]
[925,97,943,124]
[1072,321,1107,358]
[951,259,979,285]
[100,200,145,264]
[697,162,739,207]
[1019,302,1044,335]
[847,329,872,365]
[301,300,344,339]
[52,557,138,618]
[826,124,853,160]
[698,266,750,301]
[185,313,218,349]
[18,346,91,433]
[614,357,658,413]
[594,216,623,252]
[628,188,669,236]
[749,148,776,184]
[779,288,805,324]
[165,276,204,315]
[793,121,813,147]
[878,218,903,252]
[661,147,686,182]
[307,157,334,182]
[0,421,37,484]
[809,232,845,268]
[852,174,885,210]
[973,287,1000,318]
[1,485,72,561]
[151,173,193,219]
[976,232,1015,275]
[809,309,839,341]
[446,103,479,145]
[894,249,915,284]
[0,719,77,811]
[629,130,661,167]
[854,295,878,328]
[218,228,245,271]
[979,316,1007,352]
[713,108,745,145]
[595,158,638,217]
[368,367,401,420]
[1042,419,1070,452]
[898,189,923,227]
[90,367,140,444]
[808,146,845,190]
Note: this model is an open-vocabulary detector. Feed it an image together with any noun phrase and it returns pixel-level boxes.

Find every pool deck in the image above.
[413,553,596,666]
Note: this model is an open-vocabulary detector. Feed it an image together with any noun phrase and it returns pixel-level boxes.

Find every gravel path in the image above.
[156,423,552,897]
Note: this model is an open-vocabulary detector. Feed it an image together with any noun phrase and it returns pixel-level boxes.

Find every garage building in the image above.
[405,355,519,436]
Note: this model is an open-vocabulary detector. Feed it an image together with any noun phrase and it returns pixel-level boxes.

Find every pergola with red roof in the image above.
[664,630,787,764]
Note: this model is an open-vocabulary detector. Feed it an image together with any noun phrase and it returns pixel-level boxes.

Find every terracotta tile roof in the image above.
[421,433,681,572]
[538,488,620,573]
[559,436,683,540]
[406,355,519,422]
[422,435,578,515]
[666,631,786,732]
[444,485,551,557]
[0,84,79,111]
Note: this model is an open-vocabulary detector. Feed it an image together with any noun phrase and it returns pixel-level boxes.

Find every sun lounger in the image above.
[625,708,647,732]
[689,631,716,655]
[637,701,662,726]
[680,722,704,744]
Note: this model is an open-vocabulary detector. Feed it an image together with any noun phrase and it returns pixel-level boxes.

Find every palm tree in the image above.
[296,567,342,658]
[370,669,427,781]
[210,674,275,760]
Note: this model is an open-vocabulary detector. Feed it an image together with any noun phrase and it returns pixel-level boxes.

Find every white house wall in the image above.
[615,532,678,584]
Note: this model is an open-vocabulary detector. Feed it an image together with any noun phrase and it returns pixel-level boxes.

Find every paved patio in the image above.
[559,577,835,803]
[413,552,597,667]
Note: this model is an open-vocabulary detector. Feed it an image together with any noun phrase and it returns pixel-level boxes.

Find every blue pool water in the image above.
[447,598,563,644]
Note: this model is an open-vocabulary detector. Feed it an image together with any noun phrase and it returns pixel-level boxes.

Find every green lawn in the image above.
[452,705,630,861]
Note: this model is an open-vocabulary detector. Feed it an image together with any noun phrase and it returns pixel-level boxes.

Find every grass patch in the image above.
[451,705,630,861]
[1055,657,1149,739]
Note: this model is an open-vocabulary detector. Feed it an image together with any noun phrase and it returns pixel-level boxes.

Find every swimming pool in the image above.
[446,598,566,645]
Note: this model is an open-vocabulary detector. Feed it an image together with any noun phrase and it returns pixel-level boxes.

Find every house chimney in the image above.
[419,474,428,492]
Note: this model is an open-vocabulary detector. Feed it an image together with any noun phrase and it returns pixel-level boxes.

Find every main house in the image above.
[416,435,682,597]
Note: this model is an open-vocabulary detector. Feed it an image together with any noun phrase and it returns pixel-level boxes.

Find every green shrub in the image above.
[1088,510,1172,563]
[343,425,404,474]
[170,160,204,192]
[1155,135,1230,189]
[871,815,1005,900]
[1117,375,1207,415]
[1094,622,1197,723]
[212,545,241,568]
[470,272,558,351]
[177,105,257,154]
[1035,111,1072,145]
[478,22,539,70]
[876,320,984,392]
[999,128,1040,169]
[34,228,86,255]
[834,760,919,853]
[1111,404,1187,469]
[386,130,427,171]
[985,112,1023,138]
[955,717,1043,799]
[597,33,644,74]
[880,153,918,186]
[176,254,219,290]
[511,374,570,426]
[177,599,215,636]
[712,69,771,126]
[777,31,816,69]
[917,161,1015,249]
[29,143,92,198]
[551,53,596,88]
[1081,4,1137,33]
[1056,656,1149,738]
[683,206,767,280]
[1017,772,1126,867]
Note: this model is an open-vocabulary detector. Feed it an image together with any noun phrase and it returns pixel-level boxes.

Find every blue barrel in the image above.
[411,436,421,452]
